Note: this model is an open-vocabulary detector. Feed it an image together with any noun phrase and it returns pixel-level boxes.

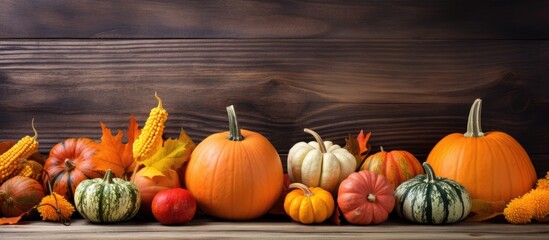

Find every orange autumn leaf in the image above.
[466,199,506,222]
[356,130,371,158]
[344,130,373,170]
[93,115,139,180]
[0,212,26,225]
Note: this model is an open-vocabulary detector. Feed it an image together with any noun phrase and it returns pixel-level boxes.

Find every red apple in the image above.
[134,168,181,218]
[152,188,196,225]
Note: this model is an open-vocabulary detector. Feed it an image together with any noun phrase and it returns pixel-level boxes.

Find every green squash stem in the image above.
[422,162,436,183]
[464,99,485,137]
[103,169,114,184]
[304,128,327,153]
[226,105,243,141]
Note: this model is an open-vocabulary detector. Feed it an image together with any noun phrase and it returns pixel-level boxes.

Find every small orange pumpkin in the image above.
[359,146,423,189]
[43,138,103,202]
[185,105,283,220]
[284,183,334,224]
[426,99,537,203]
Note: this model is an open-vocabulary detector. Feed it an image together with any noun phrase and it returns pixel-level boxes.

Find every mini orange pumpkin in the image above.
[284,183,334,224]
[185,105,283,220]
[426,99,537,203]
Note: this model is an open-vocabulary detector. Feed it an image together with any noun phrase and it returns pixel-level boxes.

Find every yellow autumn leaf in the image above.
[139,129,196,178]
[466,199,506,222]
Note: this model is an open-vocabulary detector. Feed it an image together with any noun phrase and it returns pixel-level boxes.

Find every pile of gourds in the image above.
[0,97,545,226]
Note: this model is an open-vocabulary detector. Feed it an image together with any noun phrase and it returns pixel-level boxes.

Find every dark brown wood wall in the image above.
[1,0,548,176]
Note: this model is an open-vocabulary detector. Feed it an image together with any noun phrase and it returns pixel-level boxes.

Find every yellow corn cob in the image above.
[13,159,43,180]
[0,119,39,183]
[133,92,168,162]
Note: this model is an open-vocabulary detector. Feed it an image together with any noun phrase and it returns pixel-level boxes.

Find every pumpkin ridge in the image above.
[425,184,433,223]
[494,133,535,200]
[98,185,105,222]
[75,185,89,220]
[442,179,467,221]
[241,143,255,218]
[205,139,227,215]
[432,184,450,224]
[397,181,415,220]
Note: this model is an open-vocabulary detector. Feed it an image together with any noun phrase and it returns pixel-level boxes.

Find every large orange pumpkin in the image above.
[185,105,283,220]
[43,138,103,202]
[426,99,537,203]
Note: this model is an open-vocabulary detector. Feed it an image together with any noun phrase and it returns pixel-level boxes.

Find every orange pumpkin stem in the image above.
[380,146,385,152]
[64,159,76,172]
[226,105,244,141]
[289,183,314,197]
[304,128,327,153]
[464,99,485,137]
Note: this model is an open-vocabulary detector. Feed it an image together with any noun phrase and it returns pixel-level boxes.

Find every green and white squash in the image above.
[394,162,471,224]
[74,169,140,223]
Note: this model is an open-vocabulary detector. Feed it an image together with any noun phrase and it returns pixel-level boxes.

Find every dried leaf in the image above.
[344,133,360,156]
[139,129,195,178]
[356,130,372,158]
[0,212,27,225]
[345,130,372,170]
[466,199,506,221]
[93,115,139,179]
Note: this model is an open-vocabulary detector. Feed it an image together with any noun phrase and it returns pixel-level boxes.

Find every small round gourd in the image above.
[287,128,356,193]
[284,183,334,224]
[337,170,395,225]
[394,162,471,224]
[359,146,423,189]
[74,169,140,223]
[0,176,45,217]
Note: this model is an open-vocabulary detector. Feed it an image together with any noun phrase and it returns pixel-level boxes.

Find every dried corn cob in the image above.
[0,119,39,183]
[12,159,43,180]
[133,92,168,162]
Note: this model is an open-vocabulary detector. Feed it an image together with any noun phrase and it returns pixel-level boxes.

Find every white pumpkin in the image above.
[287,128,356,193]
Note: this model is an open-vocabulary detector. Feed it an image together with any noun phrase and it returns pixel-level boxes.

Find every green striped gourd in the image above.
[74,169,140,223]
[394,162,471,224]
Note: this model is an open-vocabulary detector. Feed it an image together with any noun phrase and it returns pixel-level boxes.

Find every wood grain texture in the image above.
[1,39,548,176]
[1,0,549,39]
[1,218,548,239]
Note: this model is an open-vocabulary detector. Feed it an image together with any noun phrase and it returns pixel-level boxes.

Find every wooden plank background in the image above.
[0,1,548,177]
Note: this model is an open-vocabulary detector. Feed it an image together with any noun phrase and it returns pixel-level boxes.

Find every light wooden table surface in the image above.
[2,216,548,239]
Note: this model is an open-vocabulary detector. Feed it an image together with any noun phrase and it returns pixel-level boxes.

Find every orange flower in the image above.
[37,192,75,222]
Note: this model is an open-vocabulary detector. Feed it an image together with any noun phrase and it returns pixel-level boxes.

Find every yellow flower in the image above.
[37,192,75,222]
